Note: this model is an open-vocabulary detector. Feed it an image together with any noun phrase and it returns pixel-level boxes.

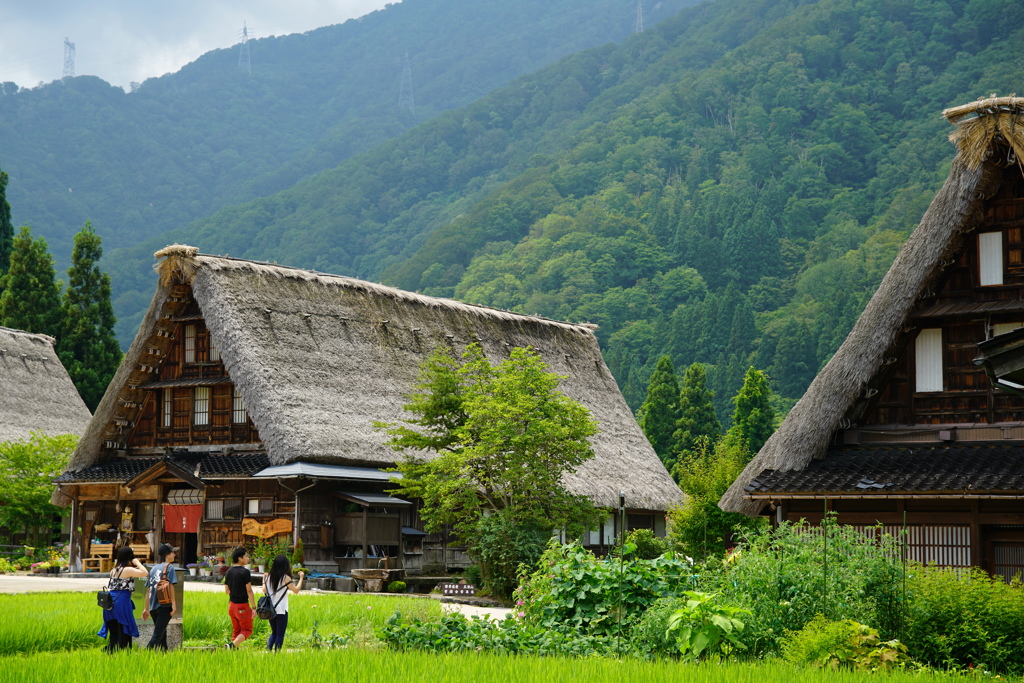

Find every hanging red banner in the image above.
[164,504,202,533]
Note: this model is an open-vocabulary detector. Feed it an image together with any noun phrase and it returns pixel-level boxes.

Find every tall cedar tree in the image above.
[637,355,681,467]
[733,367,775,454]
[0,226,62,337]
[673,362,722,465]
[58,222,121,410]
[0,166,12,281]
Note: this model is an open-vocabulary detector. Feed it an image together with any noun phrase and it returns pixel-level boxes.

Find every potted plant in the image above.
[198,559,212,577]
[186,563,198,577]
[30,561,50,574]
[250,555,267,573]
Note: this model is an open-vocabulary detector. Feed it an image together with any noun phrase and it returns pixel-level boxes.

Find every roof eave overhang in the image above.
[746,492,1024,500]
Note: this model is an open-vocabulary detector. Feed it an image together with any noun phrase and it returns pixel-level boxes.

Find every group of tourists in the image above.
[98,543,304,652]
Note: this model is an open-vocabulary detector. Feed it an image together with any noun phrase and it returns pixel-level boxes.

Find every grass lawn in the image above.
[0,592,1010,681]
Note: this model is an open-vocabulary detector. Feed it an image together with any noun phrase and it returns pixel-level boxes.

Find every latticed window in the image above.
[162,390,172,428]
[209,338,221,361]
[184,324,197,363]
[232,386,247,424]
[194,387,210,425]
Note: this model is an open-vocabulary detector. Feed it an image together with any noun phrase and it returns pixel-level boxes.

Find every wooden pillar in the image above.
[361,505,369,569]
[970,499,982,569]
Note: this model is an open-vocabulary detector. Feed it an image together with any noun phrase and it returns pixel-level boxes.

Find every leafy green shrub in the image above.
[781,615,910,671]
[621,528,668,560]
[378,611,619,657]
[514,540,691,637]
[0,558,12,572]
[475,512,549,598]
[903,566,1024,674]
[632,596,689,658]
[462,565,482,587]
[665,591,751,662]
[700,515,904,655]
[387,581,407,593]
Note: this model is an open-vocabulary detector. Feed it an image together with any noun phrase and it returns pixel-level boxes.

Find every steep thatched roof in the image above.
[0,326,91,443]
[68,247,681,511]
[720,96,1024,516]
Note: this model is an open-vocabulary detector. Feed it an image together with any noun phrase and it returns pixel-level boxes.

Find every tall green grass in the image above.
[0,650,979,683]
[0,591,442,655]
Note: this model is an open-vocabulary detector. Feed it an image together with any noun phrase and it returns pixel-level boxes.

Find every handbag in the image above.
[256,578,289,620]
[97,566,122,610]
[155,562,174,605]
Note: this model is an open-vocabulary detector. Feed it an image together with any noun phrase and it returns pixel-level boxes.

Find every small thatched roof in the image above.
[67,246,681,511]
[0,326,91,443]
[720,96,1024,516]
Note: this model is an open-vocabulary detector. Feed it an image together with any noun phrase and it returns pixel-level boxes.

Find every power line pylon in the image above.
[398,51,415,115]
[238,22,252,75]
[635,0,644,33]
[63,38,76,79]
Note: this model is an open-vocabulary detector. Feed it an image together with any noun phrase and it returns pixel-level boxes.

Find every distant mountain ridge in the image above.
[107,0,1023,418]
[0,0,693,267]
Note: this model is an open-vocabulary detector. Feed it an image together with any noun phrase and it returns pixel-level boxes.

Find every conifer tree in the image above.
[733,367,775,454]
[58,222,122,410]
[673,362,721,463]
[0,166,13,283]
[0,226,62,336]
[637,355,681,466]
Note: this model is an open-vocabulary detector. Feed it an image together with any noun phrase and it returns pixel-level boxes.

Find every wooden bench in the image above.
[84,543,114,573]
[130,543,152,563]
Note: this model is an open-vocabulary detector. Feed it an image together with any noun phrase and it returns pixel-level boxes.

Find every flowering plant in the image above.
[186,563,198,568]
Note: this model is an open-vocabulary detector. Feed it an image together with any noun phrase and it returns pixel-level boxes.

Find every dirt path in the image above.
[0,574,512,620]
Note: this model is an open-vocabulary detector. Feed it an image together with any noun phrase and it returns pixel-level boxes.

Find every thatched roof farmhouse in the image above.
[55,246,680,572]
[0,326,91,443]
[719,96,1024,580]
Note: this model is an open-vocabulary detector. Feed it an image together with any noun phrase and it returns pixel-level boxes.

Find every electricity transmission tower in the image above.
[238,22,252,75]
[63,38,76,78]
[398,51,415,115]
[635,0,644,33]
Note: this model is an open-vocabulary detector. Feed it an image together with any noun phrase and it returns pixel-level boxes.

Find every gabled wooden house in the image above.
[720,97,1024,581]
[0,325,91,442]
[54,246,681,572]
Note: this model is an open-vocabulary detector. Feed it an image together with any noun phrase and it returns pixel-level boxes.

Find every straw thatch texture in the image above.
[719,154,1001,516]
[944,96,1024,171]
[66,251,681,511]
[0,326,91,443]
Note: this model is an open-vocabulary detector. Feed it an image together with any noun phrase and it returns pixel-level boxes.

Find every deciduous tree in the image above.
[382,344,600,596]
[0,433,77,548]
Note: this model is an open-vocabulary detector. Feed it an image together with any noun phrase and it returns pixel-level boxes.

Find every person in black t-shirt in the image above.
[223,547,255,649]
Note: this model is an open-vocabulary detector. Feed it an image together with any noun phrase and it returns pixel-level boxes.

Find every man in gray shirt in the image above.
[142,543,178,650]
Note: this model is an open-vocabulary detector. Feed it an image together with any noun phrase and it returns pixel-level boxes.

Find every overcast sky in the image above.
[0,0,391,90]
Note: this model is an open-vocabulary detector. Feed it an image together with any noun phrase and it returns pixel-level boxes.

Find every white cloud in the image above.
[0,0,390,89]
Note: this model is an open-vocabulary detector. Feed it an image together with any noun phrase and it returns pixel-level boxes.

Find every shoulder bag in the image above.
[256,578,290,620]
[97,567,122,610]
[155,562,174,605]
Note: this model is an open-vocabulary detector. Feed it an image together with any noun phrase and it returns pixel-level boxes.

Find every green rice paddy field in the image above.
[0,592,1005,681]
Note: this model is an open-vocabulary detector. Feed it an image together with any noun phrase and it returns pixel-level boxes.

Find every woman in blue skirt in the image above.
[98,546,149,652]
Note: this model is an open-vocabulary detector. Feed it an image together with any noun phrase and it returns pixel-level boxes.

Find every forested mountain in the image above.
[115,0,1022,422]
[0,0,692,268]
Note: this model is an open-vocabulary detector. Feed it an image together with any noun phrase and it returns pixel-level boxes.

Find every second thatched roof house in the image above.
[55,246,680,573]
[720,96,1024,581]
[0,325,91,443]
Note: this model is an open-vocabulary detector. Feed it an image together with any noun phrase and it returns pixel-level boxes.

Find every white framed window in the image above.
[162,390,172,428]
[915,328,943,393]
[993,322,1023,337]
[206,499,242,521]
[246,498,274,515]
[232,386,247,424]
[184,324,197,362]
[979,232,1003,286]
[194,387,210,425]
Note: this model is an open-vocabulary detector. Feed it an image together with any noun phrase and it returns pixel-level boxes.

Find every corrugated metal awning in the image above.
[333,491,413,507]
[252,462,399,481]
[402,526,428,536]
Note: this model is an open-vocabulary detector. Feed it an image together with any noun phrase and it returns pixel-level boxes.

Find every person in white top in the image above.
[263,554,304,651]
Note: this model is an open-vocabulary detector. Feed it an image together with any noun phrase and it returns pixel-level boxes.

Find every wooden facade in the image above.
[740,134,1024,581]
